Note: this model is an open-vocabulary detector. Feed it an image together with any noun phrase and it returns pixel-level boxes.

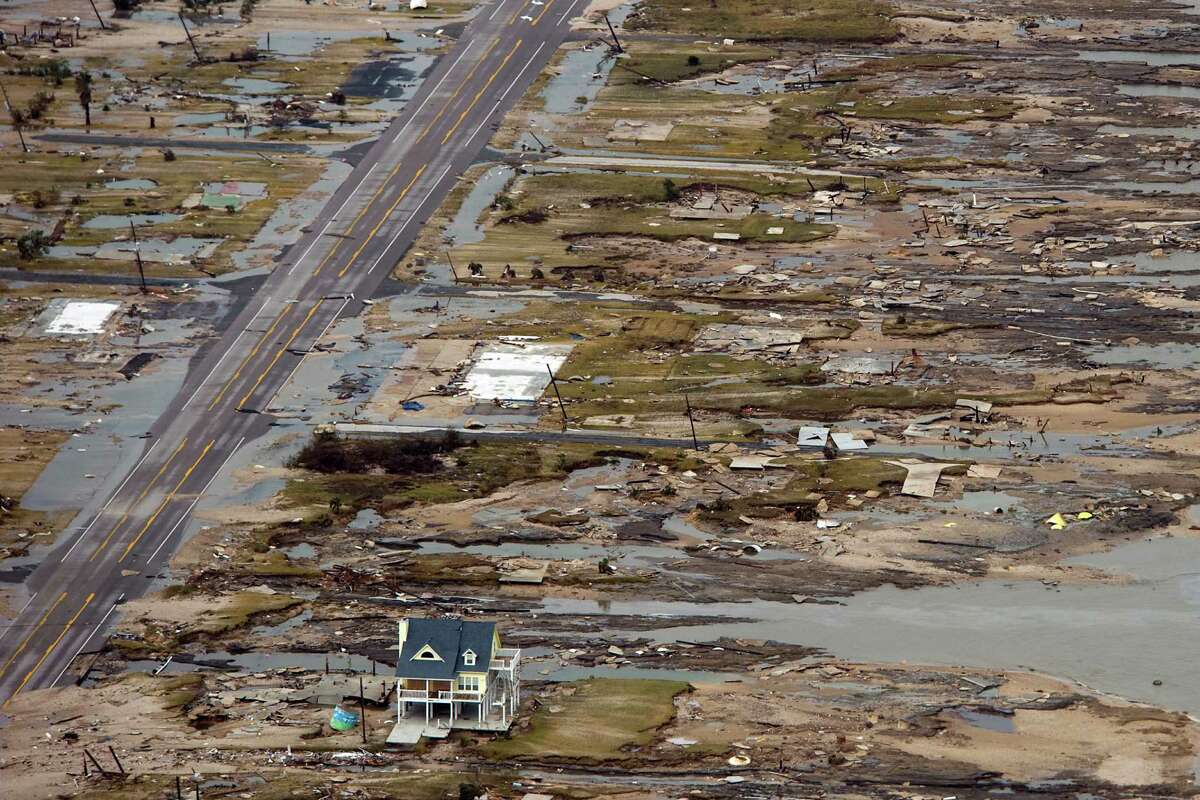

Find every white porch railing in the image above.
[490,648,521,671]
[398,688,483,703]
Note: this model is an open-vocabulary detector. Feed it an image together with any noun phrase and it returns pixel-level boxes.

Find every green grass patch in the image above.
[619,45,777,83]
[629,0,899,42]
[482,678,687,761]
[192,591,302,635]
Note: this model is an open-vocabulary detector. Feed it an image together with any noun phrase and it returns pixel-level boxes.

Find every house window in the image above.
[412,644,442,661]
[462,649,476,666]
[456,674,482,693]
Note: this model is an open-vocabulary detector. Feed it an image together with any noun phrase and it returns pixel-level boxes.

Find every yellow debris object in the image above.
[1045,512,1067,530]
[1076,511,1094,520]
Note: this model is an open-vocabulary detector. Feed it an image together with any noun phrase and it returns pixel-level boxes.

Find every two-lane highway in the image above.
[0,0,585,705]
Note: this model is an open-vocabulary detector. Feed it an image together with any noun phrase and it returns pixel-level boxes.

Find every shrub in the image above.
[17,230,51,260]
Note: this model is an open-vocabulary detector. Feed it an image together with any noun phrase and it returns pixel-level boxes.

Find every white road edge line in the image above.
[59,440,162,563]
[263,298,352,409]
[366,40,548,276]
[0,592,38,645]
[181,296,273,411]
[367,163,454,275]
[286,162,383,276]
[557,0,582,25]
[49,601,118,689]
[144,437,247,565]
[488,0,509,21]
[390,43,475,145]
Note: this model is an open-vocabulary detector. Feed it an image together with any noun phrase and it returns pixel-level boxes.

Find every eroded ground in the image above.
[3,0,1200,797]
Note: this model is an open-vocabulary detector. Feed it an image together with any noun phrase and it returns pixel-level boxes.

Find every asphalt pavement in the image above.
[0,0,585,705]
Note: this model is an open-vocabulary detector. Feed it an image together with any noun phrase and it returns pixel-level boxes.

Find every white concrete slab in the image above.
[463,343,573,402]
[44,300,121,335]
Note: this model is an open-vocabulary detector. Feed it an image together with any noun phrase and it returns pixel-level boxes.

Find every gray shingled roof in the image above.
[396,618,496,680]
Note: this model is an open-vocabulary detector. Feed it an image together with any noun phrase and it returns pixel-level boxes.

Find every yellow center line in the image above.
[311,43,497,280]
[119,440,216,563]
[235,302,324,410]
[89,438,189,562]
[416,37,502,147]
[337,165,427,278]
[442,40,523,145]
[0,592,66,681]
[207,309,292,411]
[531,0,557,25]
[507,0,530,24]
[5,593,94,706]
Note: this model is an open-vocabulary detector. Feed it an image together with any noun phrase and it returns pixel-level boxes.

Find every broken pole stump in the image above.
[359,676,367,744]
[176,776,183,800]
[108,745,125,775]
[83,748,108,777]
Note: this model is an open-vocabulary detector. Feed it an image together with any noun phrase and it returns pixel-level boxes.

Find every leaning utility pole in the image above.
[87,0,107,29]
[0,81,28,153]
[604,13,623,52]
[178,13,202,61]
[129,219,148,293]
[683,393,698,450]
[546,364,568,425]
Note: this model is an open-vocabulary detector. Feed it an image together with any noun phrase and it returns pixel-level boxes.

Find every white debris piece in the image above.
[44,300,121,335]
[462,343,573,402]
[797,426,831,447]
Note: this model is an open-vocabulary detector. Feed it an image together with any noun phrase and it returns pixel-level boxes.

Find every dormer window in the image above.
[462,649,476,666]
[412,644,443,661]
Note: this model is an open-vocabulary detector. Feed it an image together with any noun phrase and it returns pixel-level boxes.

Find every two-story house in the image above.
[389,617,520,743]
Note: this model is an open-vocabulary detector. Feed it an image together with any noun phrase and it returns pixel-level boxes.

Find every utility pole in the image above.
[445,250,459,282]
[527,129,549,152]
[604,13,623,52]
[129,219,147,293]
[178,13,202,61]
[683,393,698,450]
[359,676,367,745]
[546,364,567,425]
[0,81,28,153]
[87,0,107,29]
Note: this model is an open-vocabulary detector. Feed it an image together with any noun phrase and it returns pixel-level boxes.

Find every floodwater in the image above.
[103,178,158,191]
[82,213,182,229]
[532,535,1200,713]
[222,76,292,96]
[1086,341,1200,367]
[542,44,616,114]
[1118,82,1200,101]
[444,164,514,246]
[1078,50,1200,66]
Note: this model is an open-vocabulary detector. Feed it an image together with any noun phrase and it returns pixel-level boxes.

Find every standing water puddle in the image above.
[444,165,514,246]
[542,44,616,114]
[531,536,1200,712]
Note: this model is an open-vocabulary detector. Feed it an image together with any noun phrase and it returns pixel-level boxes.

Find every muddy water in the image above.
[541,44,615,114]
[1118,82,1200,101]
[444,165,515,246]
[533,536,1200,713]
[1079,50,1200,66]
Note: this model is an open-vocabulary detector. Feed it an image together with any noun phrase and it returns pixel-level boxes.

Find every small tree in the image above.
[75,70,94,129]
[17,230,50,260]
[687,54,701,66]
[663,177,680,201]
